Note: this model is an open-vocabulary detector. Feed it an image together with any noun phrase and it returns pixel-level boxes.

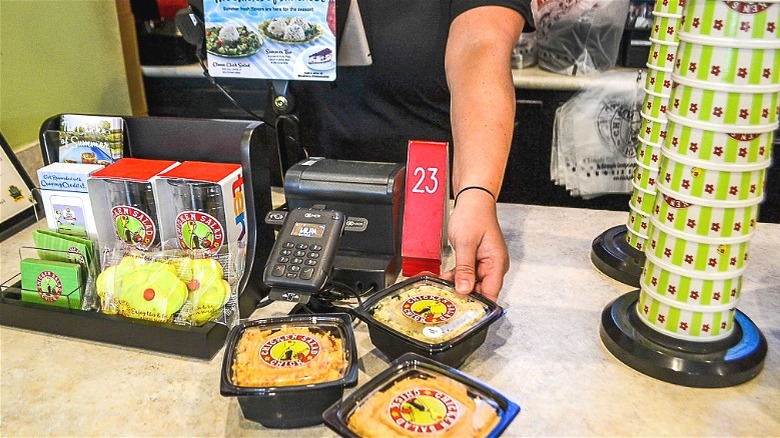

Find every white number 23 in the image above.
[411,166,439,194]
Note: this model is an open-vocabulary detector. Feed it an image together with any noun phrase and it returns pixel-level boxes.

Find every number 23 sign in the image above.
[401,140,450,274]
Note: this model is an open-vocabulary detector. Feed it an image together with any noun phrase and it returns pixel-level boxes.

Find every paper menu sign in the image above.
[203,0,336,81]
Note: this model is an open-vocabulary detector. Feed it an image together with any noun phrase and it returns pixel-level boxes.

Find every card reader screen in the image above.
[291,222,325,238]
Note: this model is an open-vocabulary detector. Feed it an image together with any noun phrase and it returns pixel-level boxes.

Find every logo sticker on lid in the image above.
[402,295,457,324]
[260,333,321,367]
[388,388,460,433]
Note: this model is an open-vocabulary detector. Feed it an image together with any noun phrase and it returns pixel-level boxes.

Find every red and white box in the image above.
[88,158,179,250]
[154,161,248,260]
[401,140,450,277]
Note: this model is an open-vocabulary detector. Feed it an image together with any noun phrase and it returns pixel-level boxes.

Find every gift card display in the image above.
[20,258,83,309]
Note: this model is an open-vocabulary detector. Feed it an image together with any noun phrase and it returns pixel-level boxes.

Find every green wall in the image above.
[0,0,133,151]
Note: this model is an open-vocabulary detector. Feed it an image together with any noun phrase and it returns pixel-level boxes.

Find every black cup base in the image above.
[591,225,645,287]
[600,291,767,388]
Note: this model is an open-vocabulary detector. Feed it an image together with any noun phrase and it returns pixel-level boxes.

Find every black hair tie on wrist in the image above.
[454,186,496,207]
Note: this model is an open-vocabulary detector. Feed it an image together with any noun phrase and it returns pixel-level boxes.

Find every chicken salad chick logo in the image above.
[175,211,225,253]
[36,271,63,302]
[260,334,320,367]
[66,246,86,266]
[111,206,156,249]
[388,388,460,433]
[402,295,457,324]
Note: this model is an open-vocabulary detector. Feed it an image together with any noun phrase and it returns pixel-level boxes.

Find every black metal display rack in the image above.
[0,115,277,359]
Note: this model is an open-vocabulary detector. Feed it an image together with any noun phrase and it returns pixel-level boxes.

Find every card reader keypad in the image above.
[273,243,322,280]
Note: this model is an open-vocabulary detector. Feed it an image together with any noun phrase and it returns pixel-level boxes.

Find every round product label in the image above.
[388,388,460,433]
[66,246,86,265]
[724,2,771,14]
[111,206,156,249]
[401,295,457,324]
[260,334,320,367]
[175,211,225,253]
[36,270,63,302]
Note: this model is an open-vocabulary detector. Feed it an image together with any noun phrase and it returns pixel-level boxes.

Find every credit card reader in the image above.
[263,207,367,304]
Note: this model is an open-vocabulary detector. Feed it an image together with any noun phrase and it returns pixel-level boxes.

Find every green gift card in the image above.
[33,229,96,278]
[20,258,83,309]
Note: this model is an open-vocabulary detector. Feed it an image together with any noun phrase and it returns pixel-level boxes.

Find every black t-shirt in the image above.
[290,0,534,164]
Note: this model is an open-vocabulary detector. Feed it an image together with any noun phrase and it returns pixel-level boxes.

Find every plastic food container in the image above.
[323,352,520,438]
[354,276,504,368]
[220,313,358,428]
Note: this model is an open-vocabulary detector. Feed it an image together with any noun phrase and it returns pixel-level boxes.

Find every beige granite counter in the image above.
[1,204,778,436]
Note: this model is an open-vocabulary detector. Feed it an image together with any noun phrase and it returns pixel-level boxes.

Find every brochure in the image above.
[203,0,336,81]
[59,114,124,164]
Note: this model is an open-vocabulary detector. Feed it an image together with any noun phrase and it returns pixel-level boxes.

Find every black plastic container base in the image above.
[591,225,645,288]
[1,284,228,360]
[600,291,767,388]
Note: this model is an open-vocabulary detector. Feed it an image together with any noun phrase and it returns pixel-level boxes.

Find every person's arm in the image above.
[442,5,524,300]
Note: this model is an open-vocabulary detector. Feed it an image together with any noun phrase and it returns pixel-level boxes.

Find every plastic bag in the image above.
[535,0,630,75]
[96,242,240,327]
[551,71,642,198]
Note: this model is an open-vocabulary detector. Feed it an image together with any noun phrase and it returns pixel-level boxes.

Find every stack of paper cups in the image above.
[637,0,779,342]
[628,0,685,251]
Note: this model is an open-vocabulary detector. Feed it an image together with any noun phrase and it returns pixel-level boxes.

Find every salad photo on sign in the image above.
[204,0,336,81]
[205,24,264,57]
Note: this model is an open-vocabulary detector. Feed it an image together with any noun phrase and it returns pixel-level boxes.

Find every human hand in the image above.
[440,193,509,301]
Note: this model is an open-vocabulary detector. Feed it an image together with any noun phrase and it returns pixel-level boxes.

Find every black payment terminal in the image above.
[263,208,346,300]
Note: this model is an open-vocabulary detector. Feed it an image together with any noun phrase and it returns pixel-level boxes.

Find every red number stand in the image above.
[401,140,449,277]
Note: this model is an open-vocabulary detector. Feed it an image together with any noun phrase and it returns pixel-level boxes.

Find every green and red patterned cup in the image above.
[641,252,743,307]
[626,226,650,252]
[652,182,761,239]
[651,11,683,42]
[658,147,769,202]
[637,284,737,341]
[633,159,661,191]
[674,33,780,87]
[645,62,676,95]
[627,202,653,236]
[646,216,751,274]
[665,112,775,165]
[648,38,680,70]
[630,180,658,215]
[654,0,686,15]
[680,0,780,42]
[640,112,669,144]
[642,88,672,119]
[667,75,780,126]
[637,136,663,167]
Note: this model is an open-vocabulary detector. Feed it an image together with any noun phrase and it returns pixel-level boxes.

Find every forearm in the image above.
[445,6,523,197]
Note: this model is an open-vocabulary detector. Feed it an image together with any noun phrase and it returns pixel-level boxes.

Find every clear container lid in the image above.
[324,353,520,438]
[363,276,497,345]
[221,314,357,394]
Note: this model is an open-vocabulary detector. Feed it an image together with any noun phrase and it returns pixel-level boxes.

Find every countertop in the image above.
[142,64,642,91]
[1,204,778,436]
